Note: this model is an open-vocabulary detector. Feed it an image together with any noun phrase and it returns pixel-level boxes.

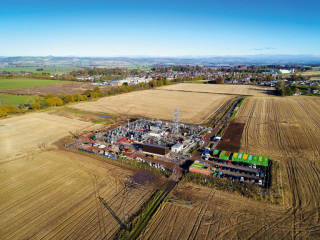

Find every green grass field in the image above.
[0,66,80,74]
[0,78,72,90]
[0,93,38,106]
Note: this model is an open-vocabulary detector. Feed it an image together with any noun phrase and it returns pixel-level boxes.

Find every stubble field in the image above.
[161,83,275,96]
[0,111,163,239]
[71,89,236,124]
[0,150,160,239]
[141,96,320,239]
[0,112,100,158]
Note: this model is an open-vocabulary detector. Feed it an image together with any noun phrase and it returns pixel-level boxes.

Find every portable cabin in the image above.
[242,153,249,163]
[219,151,231,160]
[261,156,269,167]
[232,152,239,161]
[212,149,220,157]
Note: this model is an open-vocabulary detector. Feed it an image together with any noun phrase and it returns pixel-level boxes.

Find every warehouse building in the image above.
[142,143,169,155]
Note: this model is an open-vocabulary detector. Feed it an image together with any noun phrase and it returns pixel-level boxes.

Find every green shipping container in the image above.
[232,152,239,161]
[219,151,231,160]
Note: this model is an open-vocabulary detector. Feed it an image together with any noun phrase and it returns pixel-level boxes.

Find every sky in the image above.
[0,0,319,56]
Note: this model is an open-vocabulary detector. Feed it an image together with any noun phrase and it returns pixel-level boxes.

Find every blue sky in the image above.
[0,0,319,56]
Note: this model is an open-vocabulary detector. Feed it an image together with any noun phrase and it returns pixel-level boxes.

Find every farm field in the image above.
[141,96,320,239]
[0,110,163,239]
[0,66,80,74]
[0,150,160,239]
[0,82,111,96]
[160,83,275,96]
[70,89,236,124]
[299,70,320,76]
[236,96,320,205]
[141,182,290,240]
[0,112,101,158]
[0,93,38,106]
[0,78,72,90]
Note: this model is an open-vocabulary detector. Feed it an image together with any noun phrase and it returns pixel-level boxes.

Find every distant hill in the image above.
[0,55,320,67]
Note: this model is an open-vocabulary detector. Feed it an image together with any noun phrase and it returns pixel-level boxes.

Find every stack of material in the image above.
[189,161,211,176]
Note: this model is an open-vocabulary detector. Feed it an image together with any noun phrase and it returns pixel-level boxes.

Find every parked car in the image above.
[258,179,263,185]
[256,172,260,177]
[213,136,222,142]
[253,164,257,169]
[240,177,244,182]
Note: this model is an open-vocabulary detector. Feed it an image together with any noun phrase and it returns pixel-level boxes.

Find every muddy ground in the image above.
[216,121,245,152]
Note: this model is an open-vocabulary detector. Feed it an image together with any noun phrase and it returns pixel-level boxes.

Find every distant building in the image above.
[278,69,295,74]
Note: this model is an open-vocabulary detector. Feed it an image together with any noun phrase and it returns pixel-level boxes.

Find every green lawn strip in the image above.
[0,93,38,106]
[0,78,72,89]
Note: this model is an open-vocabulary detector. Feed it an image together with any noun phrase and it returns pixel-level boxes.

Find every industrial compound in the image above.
[69,119,270,188]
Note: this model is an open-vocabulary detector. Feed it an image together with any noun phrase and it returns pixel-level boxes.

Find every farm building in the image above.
[142,143,169,155]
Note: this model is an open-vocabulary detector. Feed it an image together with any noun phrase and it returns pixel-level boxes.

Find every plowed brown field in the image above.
[141,96,320,239]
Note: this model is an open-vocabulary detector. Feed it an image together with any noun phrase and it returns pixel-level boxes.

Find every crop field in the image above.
[299,70,320,76]
[0,150,160,239]
[0,93,38,106]
[0,112,101,158]
[141,96,320,239]
[0,110,163,239]
[0,66,80,74]
[161,83,275,96]
[1,82,111,96]
[0,78,72,90]
[235,96,320,237]
[70,89,236,124]
[141,182,292,240]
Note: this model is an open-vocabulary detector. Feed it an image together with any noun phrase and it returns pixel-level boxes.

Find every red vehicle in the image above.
[129,154,135,158]
[227,161,231,165]
[118,137,128,143]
